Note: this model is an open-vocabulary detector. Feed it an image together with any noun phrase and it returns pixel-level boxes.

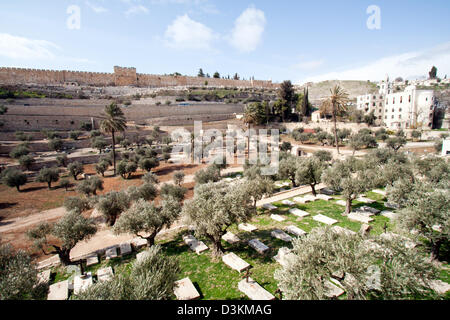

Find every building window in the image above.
[392,115,394,119]
[400,96,403,103]
[385,116,387,119]
[409,95,411,102]
[399,108,402,112]
[399,115,402,119]
[373,102,376,107]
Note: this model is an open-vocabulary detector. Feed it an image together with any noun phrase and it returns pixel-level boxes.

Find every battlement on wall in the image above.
[0,66,277,89]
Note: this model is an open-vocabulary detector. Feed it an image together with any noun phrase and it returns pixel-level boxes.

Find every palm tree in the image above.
[100,103,127,176]
[325,85,349,154]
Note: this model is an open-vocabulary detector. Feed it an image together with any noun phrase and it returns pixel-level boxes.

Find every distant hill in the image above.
[297,80,379,104]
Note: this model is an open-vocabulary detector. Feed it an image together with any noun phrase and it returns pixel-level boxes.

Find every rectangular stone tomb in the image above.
[324,279,345,298]
[359,206,380,214]
[348,212,374,224]
[293,197,310,204]
[73,273,93,295]
[222,232,240,244]
[332,226,356,236]
[285,225,307,237]
[273,247,295,267]
[97,267,114,282]
[336,200,347,206]
[262,203,278,211]
[281,200,295,206]
[48,280,69,300]
[174,278,200,300]
[313,214,338,225]
[354,209,375,217]
[105,247,118,260]
[372,189,387,196]
[238,223,258,232]
[119,242,133,256]
[136,250,151,263]
[384,202,400,209]
[304,195,319,202]
[289,208,310,217]
[248,239,269,254]
[316,194,333,201]
[38,269,51,285]
[381,211,397,219]
[275,181,290,187]
[131,237,149,249]
[238,277,275,300]
[183,235,209,254]
[320,188,336,196]
[86,254,99,267]
[222,253,251,272]
[270,214,286,222]
[271,229,293,242]
[357,197,376,204]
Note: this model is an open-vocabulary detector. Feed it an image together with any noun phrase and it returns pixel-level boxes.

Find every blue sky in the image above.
[0,0,449,84]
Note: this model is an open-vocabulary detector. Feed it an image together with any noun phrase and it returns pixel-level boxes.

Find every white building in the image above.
[357,76,436,129]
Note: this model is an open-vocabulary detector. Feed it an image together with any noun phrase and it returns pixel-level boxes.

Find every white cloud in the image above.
[86,1,108,13]
[0,33,61,60]
[302,42,450,83]
[229,7,266,53]
[293,59,325,70]
[125,4,149,17]
[164,14,215,50]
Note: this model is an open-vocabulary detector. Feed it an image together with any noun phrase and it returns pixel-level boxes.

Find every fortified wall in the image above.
[0,66,277,89]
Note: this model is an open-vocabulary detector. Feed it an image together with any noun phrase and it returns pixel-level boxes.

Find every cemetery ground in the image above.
[48,188,450,300]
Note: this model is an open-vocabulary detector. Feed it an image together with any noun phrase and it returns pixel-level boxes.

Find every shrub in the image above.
[67,161,84,180]
[19,155,35,171]
[9,145,30,159]
[36,167,60,189]
[1,168,27,191]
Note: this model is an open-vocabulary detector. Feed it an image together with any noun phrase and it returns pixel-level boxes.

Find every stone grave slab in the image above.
[222,253,251,273]
[316,194,333,201]
[86,254,99,267]
[174,277,200,300]
[354,210,375,217]
[332,226,356,236]
[357,197,376,204]
[372,189,387,196]
[384,202,400,209]
[222,232,240,244]
[262,203,278,211]
[285,225,307,237]
[336,200,347,206]
[119,242,133,256]
[429,280,450,295]
[313,214,338,225]
[37,269,51,285]
[74,273,93,295]
[238,277,275,300]
[289,208,310,217]
[358,206,380,215]
[270,214,286,222]
[293,197,310,204]
[273,247,295,267]
[48,280,69,300]
[97,267,114,282]
[304,195,319,202]
[320,188,336,196]
[271,229,293,242]
[131,237,148,249]
[238,223,258,232]
[248,239,269,254]
[381,211,397,219]
[348,212,374,224]
[324,279,345,298]
[432,225,443,232]
[281,200,295,206]
[105,247,118,260]
[183,235,209,254]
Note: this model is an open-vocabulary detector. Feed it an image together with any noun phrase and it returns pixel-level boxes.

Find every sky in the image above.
[0,0,449,84]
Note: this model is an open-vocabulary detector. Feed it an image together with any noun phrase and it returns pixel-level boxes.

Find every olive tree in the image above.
[182,181,254,256]
[1,168,27,191]
[96,191,130,226]
[0,244,48,300]
[194,165,220,185]
[126,183,158,202]
[67,161,84,181]
[173,170,185,186]
[36,167,59,189]
[274,227,439,300]
[278,154,301,187]
[95,159,110,177]
[27,211,97,266]
[142,172,159,184]
[19,155,35,171]
[295,157,324,196]
[74,245,179,300]
[64,196,91,214]
[244,177,274,209]
[114,198,181,247]
[138,157,159,173]
[160,184,187,203]
[76,176,104,196]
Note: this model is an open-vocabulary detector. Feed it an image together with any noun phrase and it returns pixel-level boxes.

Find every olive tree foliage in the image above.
[96,191,131,226]
[173,170,185,186]
[67,161,84,181]
[142,172,159,184]
[274,228,439,300]
[27,211,97,266]
[278,154,302,187]
[95,159,110,177]
[182,181,255,257]
[76,176,104,196]
[0,244,48,300]
[413,156,450,185]
[295,157,324,196]
[387,179,449,261]
[114,198,181,247]
[64,196,91,214]
[313,150,332,163]
[194,165,220,185]
[160,183,187,203]
[243,177,274,209]
[322,157,374,215]
[74,245,179,300]
[0,168,27,191]
[36,167,59,189]
[126,183,158,202]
